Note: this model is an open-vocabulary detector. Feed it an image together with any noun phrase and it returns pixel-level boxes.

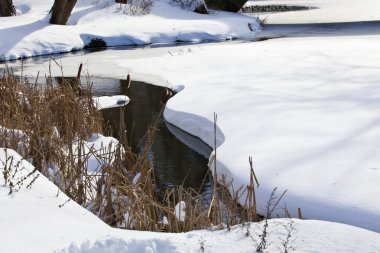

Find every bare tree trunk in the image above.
[50,0,77,25]
[194,4,208,14]
[204,0,248,12]
[0,0,15,17]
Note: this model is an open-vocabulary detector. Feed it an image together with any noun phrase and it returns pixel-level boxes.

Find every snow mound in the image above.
[0,148,110,253]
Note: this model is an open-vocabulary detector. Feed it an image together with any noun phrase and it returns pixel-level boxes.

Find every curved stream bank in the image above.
[90,77,213,199]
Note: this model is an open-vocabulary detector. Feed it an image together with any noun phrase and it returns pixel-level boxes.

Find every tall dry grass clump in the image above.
[0,65,104,202]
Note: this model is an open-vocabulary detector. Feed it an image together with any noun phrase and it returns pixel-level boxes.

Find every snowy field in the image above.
[2,0,380,252]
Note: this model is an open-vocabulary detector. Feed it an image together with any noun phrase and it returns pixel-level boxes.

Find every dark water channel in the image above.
[241,5,316,14]
[90,77,213,199]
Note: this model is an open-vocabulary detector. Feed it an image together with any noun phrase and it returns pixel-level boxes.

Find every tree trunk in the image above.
[204,0,248,12]
[194,4,209,14]
[50,0,77,25]
[0,0,15,17]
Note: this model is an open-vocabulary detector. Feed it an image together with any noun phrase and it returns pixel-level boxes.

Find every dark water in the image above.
[90,77,213,198]
[241,5,315,14]
[1,40,224,65]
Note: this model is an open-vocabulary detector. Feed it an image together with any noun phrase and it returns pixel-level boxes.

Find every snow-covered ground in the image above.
[2,148,380,253]
[0,0,260,61]
[2,0,380,252]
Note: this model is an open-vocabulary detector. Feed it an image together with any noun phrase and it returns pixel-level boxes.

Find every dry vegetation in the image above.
[0,63,277,234]
[115,0,154,15]
[169,0,204,10]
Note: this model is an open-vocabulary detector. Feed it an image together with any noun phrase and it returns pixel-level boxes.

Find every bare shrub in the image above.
[256,187,287,252]
[282,219,296,253]
[116,0,153,15]
[169,0,206,11]
[1,149,39,194]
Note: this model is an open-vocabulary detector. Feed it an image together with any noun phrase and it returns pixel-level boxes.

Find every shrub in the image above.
[169,0,207,12]
[116,0,154,15]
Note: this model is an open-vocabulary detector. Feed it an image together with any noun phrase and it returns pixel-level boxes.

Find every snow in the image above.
[2,148,380,252]
[0,0,261,61]
[174,201,186,222]
[93,95,130,110]
[0,148,110,253]
[2,0,380,252]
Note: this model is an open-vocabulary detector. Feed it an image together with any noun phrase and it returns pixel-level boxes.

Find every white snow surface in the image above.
[0,0,260,61]
[1,148,380,253]
[0,148,110,253]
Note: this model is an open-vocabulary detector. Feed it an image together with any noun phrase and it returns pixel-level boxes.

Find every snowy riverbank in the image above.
[2,0,380,252]
[0,0,261,61]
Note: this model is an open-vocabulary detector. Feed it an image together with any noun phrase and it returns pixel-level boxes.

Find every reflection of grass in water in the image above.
[100,79,212,195]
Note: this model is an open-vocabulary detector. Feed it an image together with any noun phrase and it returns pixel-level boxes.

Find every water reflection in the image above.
[91,78,213,198]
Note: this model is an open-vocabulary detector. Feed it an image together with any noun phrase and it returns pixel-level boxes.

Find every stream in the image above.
[90,77,214,199]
